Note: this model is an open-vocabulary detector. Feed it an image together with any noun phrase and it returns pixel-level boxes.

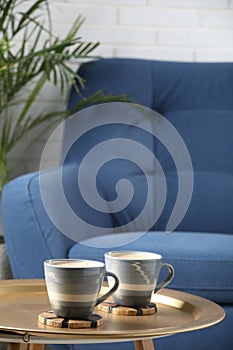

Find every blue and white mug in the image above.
[44,259,119,319]
[105,251,174,307]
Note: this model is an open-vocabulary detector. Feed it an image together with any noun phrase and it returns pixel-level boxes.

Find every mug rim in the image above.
[105,250,162,260]
[44,258,105,268]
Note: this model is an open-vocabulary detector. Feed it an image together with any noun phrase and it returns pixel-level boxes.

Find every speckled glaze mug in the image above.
[105,251,174,307]
[44,259,119,319]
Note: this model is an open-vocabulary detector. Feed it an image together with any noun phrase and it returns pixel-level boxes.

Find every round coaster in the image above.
[97,302,157,316]
[38,311,103,328]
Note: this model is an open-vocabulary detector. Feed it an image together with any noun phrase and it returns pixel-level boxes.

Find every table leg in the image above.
[29,345,44,350]
[7,344,28,350]
[134,339,155,350]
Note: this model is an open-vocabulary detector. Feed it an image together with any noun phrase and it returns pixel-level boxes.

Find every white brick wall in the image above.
[8,0,233,177]
[119,7,199,27]
[148,0,228,9]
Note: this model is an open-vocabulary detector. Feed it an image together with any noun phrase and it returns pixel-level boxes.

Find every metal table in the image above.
[0,279,225,350]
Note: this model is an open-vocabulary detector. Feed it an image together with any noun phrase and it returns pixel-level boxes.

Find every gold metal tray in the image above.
[0,279,225,341]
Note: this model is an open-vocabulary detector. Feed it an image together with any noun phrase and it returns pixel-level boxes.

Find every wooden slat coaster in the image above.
[38,311,103,328]
[98,302,157,316]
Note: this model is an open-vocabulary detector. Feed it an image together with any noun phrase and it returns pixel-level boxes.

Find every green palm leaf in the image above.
[0,0,129,191]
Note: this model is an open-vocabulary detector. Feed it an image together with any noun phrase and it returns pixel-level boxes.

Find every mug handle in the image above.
[154,263,175,293]
[95,272,119,306]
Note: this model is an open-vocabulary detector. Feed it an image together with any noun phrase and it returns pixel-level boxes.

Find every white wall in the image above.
[10,0,233,177]
[50,0,233,62]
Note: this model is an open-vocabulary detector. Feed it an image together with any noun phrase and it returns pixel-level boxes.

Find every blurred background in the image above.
[8,0,233,177]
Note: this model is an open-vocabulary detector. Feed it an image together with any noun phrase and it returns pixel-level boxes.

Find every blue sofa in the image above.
[2,58,233,350]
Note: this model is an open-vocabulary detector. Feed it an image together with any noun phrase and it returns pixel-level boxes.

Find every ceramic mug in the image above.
[105,251,174,307]
[44,259,119,319]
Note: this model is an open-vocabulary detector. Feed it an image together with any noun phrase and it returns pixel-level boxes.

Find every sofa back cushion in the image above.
[66,58,233,234]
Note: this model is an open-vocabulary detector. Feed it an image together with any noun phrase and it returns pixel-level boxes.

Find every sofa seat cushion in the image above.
[68,231,233,304]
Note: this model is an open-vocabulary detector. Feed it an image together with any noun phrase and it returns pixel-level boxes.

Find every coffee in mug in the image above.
[105,251,174,307]
[44,259,119,319]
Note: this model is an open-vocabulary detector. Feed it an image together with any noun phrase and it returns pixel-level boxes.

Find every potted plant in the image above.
[0,0,128,191]
[0,0,129,279]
